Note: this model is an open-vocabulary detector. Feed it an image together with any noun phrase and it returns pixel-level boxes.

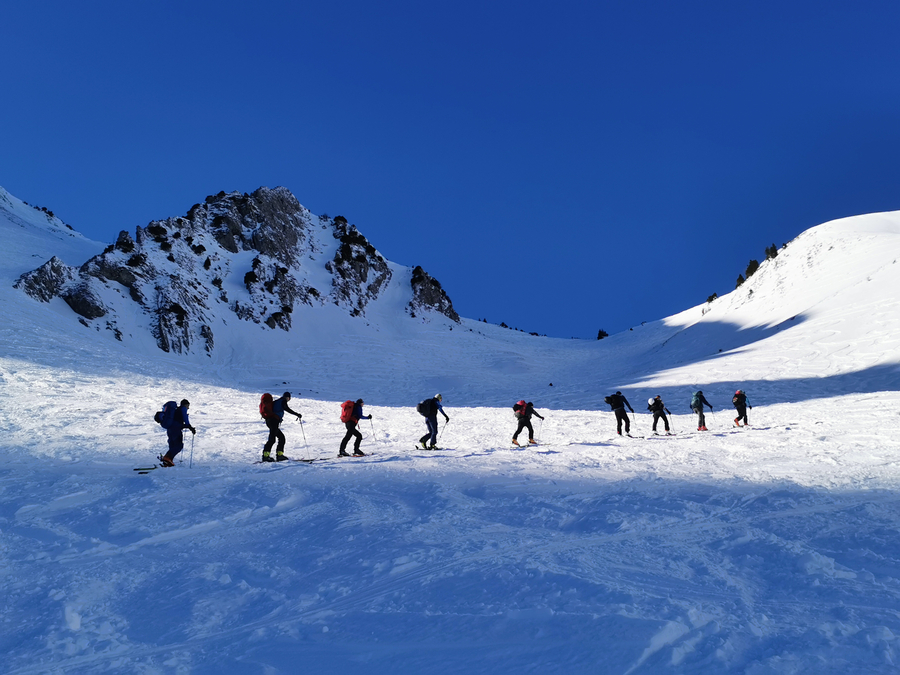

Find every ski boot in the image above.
[276,453,290,462]
[261,454,275,463]
[160,455,175,467]
[512,438,520,446]
[353,450,366,457]
[528,438,538,445]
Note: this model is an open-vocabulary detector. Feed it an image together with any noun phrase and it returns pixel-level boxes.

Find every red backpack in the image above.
[514,400,527,417]
[259,393,274,419]
[340,400,356,423]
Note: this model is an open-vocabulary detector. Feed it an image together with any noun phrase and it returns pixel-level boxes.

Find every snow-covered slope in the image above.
[2,189,900,674]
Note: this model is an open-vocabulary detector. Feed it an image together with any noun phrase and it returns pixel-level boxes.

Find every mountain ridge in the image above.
[10,186,459,355]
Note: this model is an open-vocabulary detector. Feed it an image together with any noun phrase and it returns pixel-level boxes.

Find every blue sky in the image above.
[4,1,900,338]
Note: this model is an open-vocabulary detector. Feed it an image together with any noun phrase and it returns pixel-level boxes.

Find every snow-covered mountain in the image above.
[2,185,900,674]
[10,186,459,356]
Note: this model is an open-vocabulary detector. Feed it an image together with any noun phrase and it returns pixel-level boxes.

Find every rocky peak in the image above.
[14,186,461,354]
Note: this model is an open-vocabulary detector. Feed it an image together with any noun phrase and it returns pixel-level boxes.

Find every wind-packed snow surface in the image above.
[2,185,900,674]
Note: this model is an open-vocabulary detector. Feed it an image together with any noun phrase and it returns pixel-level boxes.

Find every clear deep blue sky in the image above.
[4,1,900,338]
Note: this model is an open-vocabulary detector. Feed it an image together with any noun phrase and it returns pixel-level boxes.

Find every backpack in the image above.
[604,396,614,405]
[155,400,178,429]
[340,400,356,423]
[691,392,701,408]
[259,393,274,419]
[513,400,526,417]
[416,399,431,417]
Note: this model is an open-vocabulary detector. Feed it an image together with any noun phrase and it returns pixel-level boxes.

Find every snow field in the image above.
[3,190,900,672]
[3,356,900,673]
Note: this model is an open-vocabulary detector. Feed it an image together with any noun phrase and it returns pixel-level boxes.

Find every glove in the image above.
[189,426,196,435]
[368,414,373,420]
[296,413,303,420]
[749,405,753,410]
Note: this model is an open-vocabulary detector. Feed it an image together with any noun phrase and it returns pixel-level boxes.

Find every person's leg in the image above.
[429,417,439,446]
[513,418,527,441]
[166,428,183,458]
[340,422,354,453]
[662,413,669,432]
[264,419,279,456]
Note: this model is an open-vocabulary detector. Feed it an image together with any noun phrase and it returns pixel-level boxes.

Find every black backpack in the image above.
[416,399,432,417]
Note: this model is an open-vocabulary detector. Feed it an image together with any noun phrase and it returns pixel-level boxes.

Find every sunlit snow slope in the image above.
[2,187,900,674]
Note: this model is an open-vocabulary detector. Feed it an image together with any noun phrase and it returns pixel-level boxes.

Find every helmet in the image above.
[735,390,742,395]
[648,398,655,406]
[435,393,442,401]
[615,391,622,395]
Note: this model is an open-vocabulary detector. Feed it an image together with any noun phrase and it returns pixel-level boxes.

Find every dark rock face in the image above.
[14,256,78,303]
[62,282,107,320]
[409,266,460,322]
[326,220,392,316]
[15,187,461,353]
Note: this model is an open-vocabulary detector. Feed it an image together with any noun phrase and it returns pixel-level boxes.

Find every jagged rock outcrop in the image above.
[409,265,460,322]
[326,217,392,316]
[14,186,461,354]
[14,256,78,302]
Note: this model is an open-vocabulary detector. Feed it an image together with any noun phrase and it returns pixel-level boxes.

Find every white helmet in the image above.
[648,398,655,405]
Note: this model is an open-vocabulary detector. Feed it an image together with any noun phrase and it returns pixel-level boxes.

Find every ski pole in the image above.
[369,417,376,441]
[439,419,449,440]
[538,417,544,442]
[299,420,309,460]
[190,432,194,469]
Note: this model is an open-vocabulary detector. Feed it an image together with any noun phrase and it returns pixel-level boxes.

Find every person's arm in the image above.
[283,401,302,419]
[438,404,449,421]
[182,410,196,433]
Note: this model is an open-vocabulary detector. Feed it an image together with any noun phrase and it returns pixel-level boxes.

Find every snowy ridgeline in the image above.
[2,186,900,672]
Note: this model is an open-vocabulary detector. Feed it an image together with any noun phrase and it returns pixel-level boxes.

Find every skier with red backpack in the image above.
[259,392,302,462]
[512,401,544,446]
[339,399,372,457]
[733,390,752,426]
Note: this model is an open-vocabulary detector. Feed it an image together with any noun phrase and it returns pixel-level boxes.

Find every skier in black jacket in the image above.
[733,390,752,426]
[263,392,302,462]
[511,401,545,446]
[647,395,672,434]
[606,391,634,436]
[691,390,713,431]
[418,394,450,449]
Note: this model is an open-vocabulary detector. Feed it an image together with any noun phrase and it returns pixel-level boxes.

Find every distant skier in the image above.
[691,390,713,431]
[733,390,752,426]
[160,399,195,467]
[417,394,450,449]
[339,399,371,457]
[511,400,545,446]
[647,395,672,434]
[605,391,634,436]
[261,392,302,462]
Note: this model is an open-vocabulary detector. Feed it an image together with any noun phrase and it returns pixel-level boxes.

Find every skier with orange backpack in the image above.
[259,392,302,462]
[339,399,371,457]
